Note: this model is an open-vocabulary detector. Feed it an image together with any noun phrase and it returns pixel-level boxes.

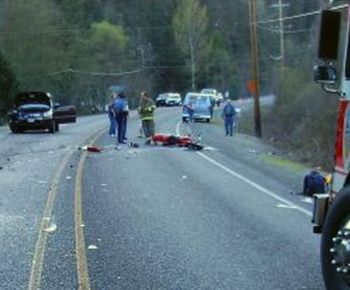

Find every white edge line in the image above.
[176,121,312,218]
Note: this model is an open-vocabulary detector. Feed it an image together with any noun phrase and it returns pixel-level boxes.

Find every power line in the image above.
[258,24,316,34]
[30,65,190,79]
[54,68,144,77]
[258,3,348,24]
[0,29,89,36]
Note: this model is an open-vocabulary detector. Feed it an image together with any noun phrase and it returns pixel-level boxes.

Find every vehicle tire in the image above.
[10,124,19,133]
[206,118,210,123]
[49,121,55,133]
[55,122,59,132]
[182,117,187,122]
[321,186,350,290]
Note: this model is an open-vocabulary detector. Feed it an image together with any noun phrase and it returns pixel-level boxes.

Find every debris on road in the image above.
[88,244,98,250]
[66,176,72,180]
[182,175,188,180]
[302,197,313,204]
[152,133,204,151]
[100,184,107,187]
[128,142,140,148]
[79,145,103,153]
[44,222,57,233]
[202,146,218,152]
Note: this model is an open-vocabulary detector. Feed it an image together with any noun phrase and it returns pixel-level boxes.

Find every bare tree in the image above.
[173,0,209,90]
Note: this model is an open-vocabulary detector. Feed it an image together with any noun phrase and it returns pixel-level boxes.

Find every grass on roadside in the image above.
[260,153,308,173]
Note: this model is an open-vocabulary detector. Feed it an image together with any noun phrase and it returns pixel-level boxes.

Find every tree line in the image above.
[0,0,338,168]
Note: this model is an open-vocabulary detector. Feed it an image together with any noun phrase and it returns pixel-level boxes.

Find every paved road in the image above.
[0,106,324,289]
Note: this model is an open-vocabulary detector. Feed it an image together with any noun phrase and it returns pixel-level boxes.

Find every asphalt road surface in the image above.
[0,106,324,290]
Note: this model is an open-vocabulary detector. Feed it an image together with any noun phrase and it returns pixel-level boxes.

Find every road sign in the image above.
[247,80,257,95]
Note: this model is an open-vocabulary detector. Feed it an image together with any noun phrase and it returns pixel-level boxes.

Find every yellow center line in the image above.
[28,149,74,290]
[28,126,106,290]
[75,149,90,290]
[74,130,106,290]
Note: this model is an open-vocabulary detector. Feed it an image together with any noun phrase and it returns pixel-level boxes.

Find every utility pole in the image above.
[271,0,289,66]
[248,0,262,138]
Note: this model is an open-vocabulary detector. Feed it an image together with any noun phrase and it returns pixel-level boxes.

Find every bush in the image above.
[264,67,338,171]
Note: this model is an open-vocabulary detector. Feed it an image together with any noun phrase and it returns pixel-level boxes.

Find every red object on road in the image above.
[79,145,103,152]
[152,133,203,150]
[87,146,103,152]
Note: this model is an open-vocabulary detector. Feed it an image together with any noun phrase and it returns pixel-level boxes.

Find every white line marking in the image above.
[175,121,312,218]
[197,151,312,217]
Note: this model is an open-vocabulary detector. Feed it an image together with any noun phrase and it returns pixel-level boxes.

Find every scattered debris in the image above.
[248,149,257,154]
[277,203,297,209]
[88,244,98,250]
[128,142,140,148]
[203,146,218,152]
[302,197,313,204]
[38,180,47,184]
[44,223,57,233]
[81,224,85,228]
[69,164,74,168]
[100,184,107,187]
[0,166,3,170]
[152,133,203,151]
[182,175,188,180]
[66,176,72,180]
[79,146,103,153]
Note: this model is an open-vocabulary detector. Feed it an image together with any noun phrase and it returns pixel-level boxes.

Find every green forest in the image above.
[0,0,346,168]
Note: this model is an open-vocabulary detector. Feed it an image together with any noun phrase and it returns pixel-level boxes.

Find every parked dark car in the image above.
[8,91,76,133]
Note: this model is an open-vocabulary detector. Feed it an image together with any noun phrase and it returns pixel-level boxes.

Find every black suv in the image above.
[8,91,76,133]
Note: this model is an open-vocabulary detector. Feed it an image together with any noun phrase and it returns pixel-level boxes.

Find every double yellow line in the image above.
[28,129,105,290]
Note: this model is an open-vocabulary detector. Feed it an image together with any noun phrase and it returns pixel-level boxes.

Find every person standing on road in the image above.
[210,96,216,118]
[138,91,156,145]
[114,92,129,144]
[222,99,236,137]
[186,99,195,123]
[108,94,117,137]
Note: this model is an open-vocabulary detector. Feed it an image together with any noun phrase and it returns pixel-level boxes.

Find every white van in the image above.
[182,92,212,122]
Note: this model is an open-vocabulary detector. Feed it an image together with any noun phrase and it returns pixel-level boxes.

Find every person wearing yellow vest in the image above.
[138,91,156,145]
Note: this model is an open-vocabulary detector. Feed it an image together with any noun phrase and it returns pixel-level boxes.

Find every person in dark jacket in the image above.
[114,92,129,144]
[222,99,236,136]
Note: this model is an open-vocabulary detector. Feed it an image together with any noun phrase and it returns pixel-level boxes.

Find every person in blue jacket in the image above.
[222,99,236,136]
[114,92,129,144]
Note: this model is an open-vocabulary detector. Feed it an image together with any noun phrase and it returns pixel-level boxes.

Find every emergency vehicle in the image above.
[313,1,350,289]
